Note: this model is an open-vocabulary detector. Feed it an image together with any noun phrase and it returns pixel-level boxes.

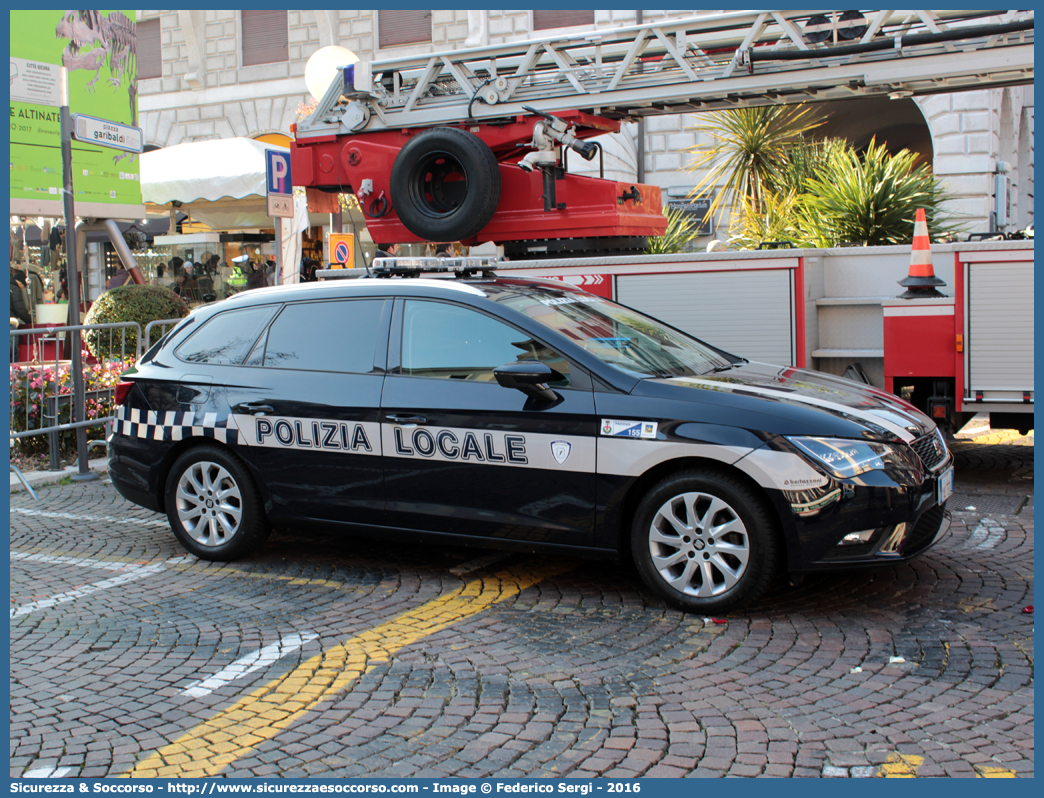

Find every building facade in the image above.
[138,9,1034,240]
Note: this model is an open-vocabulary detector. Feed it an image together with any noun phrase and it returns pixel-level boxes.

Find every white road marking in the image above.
[23,767,73,778]
[11,551,160,572]
[822,765,876,778]
[449,552,511,575]
[181,633,320,698]
[964,518,1006,550]
[10,553,166,618]
[10,507,169,528]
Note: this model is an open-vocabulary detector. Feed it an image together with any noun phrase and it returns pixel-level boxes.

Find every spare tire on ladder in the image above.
[390,127,501,242]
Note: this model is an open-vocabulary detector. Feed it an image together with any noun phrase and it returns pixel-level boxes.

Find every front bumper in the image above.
[771,457,954,572]
[799,504,951,571]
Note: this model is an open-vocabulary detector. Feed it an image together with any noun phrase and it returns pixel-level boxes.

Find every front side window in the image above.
[400,300,571,386]
[483,285,733,379]
[175,306,278,366]
[254,299,385,373]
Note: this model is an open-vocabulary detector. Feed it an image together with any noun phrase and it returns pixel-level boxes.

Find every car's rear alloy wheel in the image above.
[632,470,779,613]
[165,445,270,560]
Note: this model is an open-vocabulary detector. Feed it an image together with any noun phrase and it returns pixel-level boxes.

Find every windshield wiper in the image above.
[706,359,746,374]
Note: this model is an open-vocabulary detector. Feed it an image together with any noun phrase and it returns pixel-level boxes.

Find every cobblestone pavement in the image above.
[10,432,1033,779]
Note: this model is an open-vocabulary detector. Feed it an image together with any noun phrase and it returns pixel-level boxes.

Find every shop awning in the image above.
[141,137,285,205]
[140,138,328,231]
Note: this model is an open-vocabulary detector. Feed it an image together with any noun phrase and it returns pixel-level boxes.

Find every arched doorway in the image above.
[254,132,293,148]
[812,96,933,168]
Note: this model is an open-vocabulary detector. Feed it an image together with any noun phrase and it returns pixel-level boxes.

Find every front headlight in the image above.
[787,436,921,480]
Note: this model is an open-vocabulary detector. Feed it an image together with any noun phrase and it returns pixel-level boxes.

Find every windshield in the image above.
[483,282,736,379]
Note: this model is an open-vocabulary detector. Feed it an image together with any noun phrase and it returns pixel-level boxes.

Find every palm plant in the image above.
[646,205,700,254]
[727,190,819,250]
[687,105,964,250]
[772,137,846,196]
[686,104,823,228]
[801,138,962,246]
[727,138,850,249]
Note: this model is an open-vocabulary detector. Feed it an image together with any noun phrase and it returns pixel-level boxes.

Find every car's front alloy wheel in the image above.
[632,470,779,613]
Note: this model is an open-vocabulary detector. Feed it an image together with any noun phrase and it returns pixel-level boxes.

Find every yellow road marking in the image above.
[123,563,567,778]
[877,753,924,777]
[227,571,353,589]
[960,597,995,613]
[975,765,1016,778]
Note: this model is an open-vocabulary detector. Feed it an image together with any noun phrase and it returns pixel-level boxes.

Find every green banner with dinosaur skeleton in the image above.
[9,9,144,219]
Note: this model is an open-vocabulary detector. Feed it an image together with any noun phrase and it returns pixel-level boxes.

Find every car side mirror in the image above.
[494,360,558,402]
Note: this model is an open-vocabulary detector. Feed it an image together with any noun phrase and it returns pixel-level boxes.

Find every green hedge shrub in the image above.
[83,284,189,360]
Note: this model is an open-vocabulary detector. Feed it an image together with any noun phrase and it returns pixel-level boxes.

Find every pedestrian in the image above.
[153,262,172,287]
[178,262,200,301]
[227,255,249,296]
[25,262,45,311]
[10,264,32,326]
[246,261,268,290]
[216,257,234,294]
[205,253,221,277]
[57,265,68,301]
[169,256,185,283]
[434,242,452,258]
[107,265,132,289]
[48,225,63,260]
[374,243,399,259]
[197,266,214,298]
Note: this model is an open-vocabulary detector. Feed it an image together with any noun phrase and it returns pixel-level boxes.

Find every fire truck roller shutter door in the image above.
[390,127,501,242]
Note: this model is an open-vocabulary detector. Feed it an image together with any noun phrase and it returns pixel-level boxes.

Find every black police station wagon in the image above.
[109,258,953,613]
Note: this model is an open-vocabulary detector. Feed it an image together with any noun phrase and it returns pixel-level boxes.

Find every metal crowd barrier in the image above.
[9,318,183,471]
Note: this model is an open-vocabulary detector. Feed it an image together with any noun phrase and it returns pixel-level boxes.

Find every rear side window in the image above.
[258,299,385,373]
[175,306,278,365]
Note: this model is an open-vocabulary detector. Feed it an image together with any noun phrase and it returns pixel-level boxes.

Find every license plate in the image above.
[937,466,954,504]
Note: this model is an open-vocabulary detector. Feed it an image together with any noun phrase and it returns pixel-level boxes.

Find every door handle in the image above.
[387,414,426,427]
[234,402,274,416]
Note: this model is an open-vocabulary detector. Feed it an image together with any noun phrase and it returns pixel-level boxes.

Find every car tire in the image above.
[631,470,779,613]
[164,445,270,561]
[389,127,501,241]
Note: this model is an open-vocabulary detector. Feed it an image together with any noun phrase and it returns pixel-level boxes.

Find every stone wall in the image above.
[136,10,1031,236]
[918,86,1032,234]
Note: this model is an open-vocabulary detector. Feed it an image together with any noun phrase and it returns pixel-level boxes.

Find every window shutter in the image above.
[137,18,162,80]
[242,10,288,67]
[378,10,432,48]
[534,11,595,31]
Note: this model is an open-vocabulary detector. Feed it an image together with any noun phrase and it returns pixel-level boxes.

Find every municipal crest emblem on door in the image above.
[551,441,571,465]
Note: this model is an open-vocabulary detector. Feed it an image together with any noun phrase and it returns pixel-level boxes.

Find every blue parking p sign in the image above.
[266,150,293,196]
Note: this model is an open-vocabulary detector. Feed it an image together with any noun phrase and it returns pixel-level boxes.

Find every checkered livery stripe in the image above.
[112,406,240,445]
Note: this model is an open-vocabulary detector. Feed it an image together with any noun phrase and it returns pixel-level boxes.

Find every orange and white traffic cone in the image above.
[898,208,946,298]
